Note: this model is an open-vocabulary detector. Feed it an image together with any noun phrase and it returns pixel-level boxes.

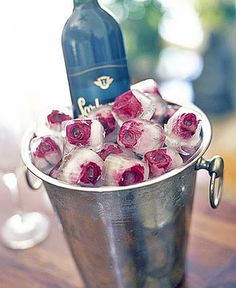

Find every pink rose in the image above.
[172,113,200,139]
[112,90,143,121]
[118,164,145,186]
[47,110,72,125]
[80,161,102,185]
[118,120,143,149]
[66,120,92,146]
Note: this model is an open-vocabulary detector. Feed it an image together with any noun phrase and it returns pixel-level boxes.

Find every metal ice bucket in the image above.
[21,101,224,288]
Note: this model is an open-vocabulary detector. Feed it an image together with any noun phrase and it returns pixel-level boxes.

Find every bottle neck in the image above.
[74,0,98,7]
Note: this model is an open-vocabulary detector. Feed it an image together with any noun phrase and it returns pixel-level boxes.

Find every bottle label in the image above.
[67,59,130,117]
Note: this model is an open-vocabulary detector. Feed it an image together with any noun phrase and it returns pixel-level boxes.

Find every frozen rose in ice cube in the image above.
[47,109,72,132]
[132,79,167,123]
[55,148,103,186]
[64,119,105,153]
[112,90,142,121]
[165,107,202,155]
[103,154,149,186]
[117,119,165,156]
[98,143,135,161]
[31,136,63,174]
[111,90,155,125]
[36,107,73,137]
[144,147,183,177]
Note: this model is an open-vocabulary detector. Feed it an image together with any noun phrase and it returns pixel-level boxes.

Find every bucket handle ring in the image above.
[25,167,43,190]
[195,156,224,209]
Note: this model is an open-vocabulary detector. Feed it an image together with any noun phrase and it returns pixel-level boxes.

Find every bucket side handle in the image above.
[25,167,43,190]
[195,156,224,209]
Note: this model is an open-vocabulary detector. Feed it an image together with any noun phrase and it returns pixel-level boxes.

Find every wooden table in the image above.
[0,116,236,288]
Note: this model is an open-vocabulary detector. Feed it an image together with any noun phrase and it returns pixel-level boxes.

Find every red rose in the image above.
[66,120,92,146]
[172,113,200,139]
[47,110,72,124]
[98,144,123,161]
[118,164,144,186]
[80,161,102,185]
[144,148,172,176]
[118,120,143,149]
[34,137,61,158]
[112,90,143,121]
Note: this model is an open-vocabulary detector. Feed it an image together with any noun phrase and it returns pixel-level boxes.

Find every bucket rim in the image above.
[21,100,212,193]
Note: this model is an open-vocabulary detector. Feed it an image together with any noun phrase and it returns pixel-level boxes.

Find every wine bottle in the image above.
[62,0,130,117]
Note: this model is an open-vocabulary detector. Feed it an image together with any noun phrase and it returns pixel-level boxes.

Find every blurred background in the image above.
[0,0,235,195]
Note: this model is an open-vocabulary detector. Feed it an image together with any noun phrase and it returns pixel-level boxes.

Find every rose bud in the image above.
[132,79,167,123]
[164,107,202,155]
[64,119,105,153]
[111,89,155,125]
[103,154,149,186]
[98,143,135,161]
[55,148,104,186]
[30,136,63,174]
[87,105,117,142]
[144,147,183,177]
[117,119,165,156]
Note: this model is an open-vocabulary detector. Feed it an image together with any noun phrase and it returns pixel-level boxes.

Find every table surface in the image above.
[0,115,236,288]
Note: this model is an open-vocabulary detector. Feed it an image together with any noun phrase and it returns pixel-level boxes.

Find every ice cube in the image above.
[111,90,155,125]
[54,148,104,186]
[117,119,165,156]
[131,79,162,96]
[164,107,202,155]
[30,135,63,174]
[35,107,73,137]
[144,147,183,177]
[103,154,149,186]
[63,119,105,153]
[132,79,167,123]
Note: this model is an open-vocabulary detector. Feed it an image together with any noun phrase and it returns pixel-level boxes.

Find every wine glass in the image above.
[0,122,50,250]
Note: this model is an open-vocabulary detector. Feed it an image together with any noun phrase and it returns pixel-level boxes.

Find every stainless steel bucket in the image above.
[21,102,224,288]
